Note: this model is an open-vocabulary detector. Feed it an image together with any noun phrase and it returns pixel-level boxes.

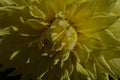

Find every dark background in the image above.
[0,64,120,80]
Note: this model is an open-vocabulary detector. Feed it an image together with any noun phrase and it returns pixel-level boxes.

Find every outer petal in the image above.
[98,29,120,45]
[96,68,109,80]
[0,0,16,6]
[112,0,120,15]
[109,19,120,39]
[108,58,120,78]
[95,55,117,78]
[76,13,119,33]
[73,43,89,63]
[97,49,120,60]
[66,1,95,24]
[73,1,95,24]
[76,61,97,80]
[27,19,49,31]
[94,0,117,12]
[60,59,74,80]
[28,0,56,21]
[0,27,10,36]
[82,38,103,50]
[29,6,46,20]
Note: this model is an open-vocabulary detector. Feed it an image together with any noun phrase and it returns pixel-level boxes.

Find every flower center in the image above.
[58,20,70,28]
[57,11,65,18]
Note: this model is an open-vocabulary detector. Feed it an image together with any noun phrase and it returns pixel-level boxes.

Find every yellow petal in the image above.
[53,0,66,18]
[76,13,119,33]
[94,0,117,12]
[73,43,89,63]
[73,1,95,24]
[108,58,120,78]
[82,38,103,49]
[29,0,55,21]
[98,49,120,61]
[76,61,89,76]
[98,29,120,45]
[29,6,46,20]
[46,19,68,42]
[95,55,117,78]
[27,19,49,30]
[0,27,10,36]
[112,0,120,15]
[109,19,120,39]
[96,68,109,80]
[40,0,56,21]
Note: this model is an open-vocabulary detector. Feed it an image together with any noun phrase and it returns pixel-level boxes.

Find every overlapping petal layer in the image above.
[0,0,120,80]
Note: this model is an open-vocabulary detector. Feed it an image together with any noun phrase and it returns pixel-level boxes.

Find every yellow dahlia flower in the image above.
[0,0,120,80]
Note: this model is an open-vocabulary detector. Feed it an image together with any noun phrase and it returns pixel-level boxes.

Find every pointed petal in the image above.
[82,38,103,50]
[95,55,117,78]
[109,19,120,39]
[0,0,16,6]
[73,43,89,63]
[77,13,119,33]
[40,0,56,21]
[76,61,89,76]
[98,29,120,45]
[66,1,95,24]
[0,27,10,36]
[73,1,95,24]
[76,61,96,79]
[112,0,120,15]
[29,6,46,20]
[98,49,120,60]
[54,50,70,62]
[108,58,120,78]
[96,68,109,80]
[27,19,49,31]
[94,0,117,12]
[60,59,74,80]
[84,60,97,80]
[28,0,56,21]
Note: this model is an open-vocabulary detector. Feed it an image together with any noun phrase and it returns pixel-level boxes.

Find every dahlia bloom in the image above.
[0,0,120,80]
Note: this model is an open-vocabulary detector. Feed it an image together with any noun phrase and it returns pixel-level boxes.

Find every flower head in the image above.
[0,0,120,80]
